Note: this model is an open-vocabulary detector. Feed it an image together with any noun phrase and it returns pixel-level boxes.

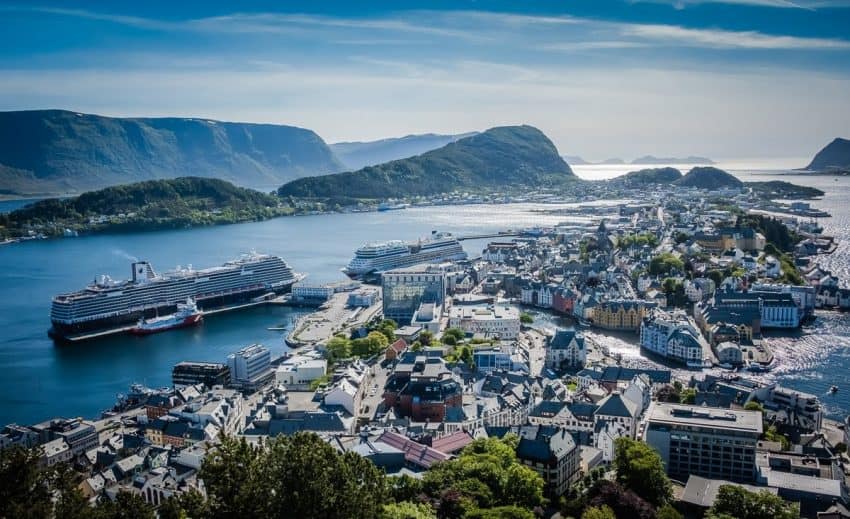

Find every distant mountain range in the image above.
[560,155,714,166]
[631,155,715,165]
[330,132,477,170]
[278,125,575,199]
[0,110,343,195]
[805,138,850,172]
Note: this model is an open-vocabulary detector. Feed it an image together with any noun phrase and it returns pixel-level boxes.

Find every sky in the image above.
[1,0,849,161]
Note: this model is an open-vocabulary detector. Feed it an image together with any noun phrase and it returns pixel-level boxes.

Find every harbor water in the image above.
[0,163,848,425]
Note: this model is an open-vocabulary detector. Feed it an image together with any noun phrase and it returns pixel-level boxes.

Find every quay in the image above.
[285,291,383,348]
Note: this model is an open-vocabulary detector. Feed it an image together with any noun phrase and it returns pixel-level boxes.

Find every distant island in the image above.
[278,125,576,200]
[0,177,294,239]
[331,132,477,170]
[804,137,850,173]
[0,109,343,196]
[600,158,626,165]
[631,155,715,165]
[562,155,590,165]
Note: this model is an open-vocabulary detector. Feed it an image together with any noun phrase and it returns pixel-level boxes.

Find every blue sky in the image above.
[1,1,849,160]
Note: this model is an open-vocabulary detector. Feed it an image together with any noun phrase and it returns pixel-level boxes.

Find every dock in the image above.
[285,292,383,348]
[456,231,521,241]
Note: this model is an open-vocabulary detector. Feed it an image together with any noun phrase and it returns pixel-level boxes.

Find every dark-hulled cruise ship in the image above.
[50,253,299,341]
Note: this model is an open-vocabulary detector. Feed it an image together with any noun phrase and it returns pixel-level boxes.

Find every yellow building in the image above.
[593,301,649,332]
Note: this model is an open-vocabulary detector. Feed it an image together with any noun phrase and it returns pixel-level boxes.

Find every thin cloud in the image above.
[622,23,850,49]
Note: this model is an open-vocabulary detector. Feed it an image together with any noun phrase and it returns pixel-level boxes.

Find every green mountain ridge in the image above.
[673,166,744,188]
[0,109,344,195]
[330,132,477,170]
[0,177,291,238]
[617,167,683,185]
[278,125,575,199]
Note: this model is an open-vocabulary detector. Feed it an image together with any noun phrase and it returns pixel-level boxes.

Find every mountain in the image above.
[600,158,625,165]
[1,177,291,238]
[278,125,575,199]
[563,155,590,165]
[805,138,850,171]
[673,167,743,189]
[330,132,477,170]
[0,109,343,195]
[631,155,714,165]
[618,167,683,185]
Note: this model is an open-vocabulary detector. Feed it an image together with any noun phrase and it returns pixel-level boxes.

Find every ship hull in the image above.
[130,313,203,336]
[49,284,292,342]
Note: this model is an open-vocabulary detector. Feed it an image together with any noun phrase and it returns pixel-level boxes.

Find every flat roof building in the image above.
[645,402,763,482]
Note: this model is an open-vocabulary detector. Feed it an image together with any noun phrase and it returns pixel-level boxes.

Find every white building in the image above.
[545,329,587,370]
[275,356,328,389]
[640,310,707,368]
[227,344,272,387]
[448,305,520,340]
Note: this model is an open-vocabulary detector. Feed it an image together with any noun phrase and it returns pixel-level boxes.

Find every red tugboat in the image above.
[130,298,202,336]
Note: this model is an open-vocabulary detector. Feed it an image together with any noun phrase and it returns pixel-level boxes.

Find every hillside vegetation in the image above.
[278,125,576,199]
[0,177,292,238]
[0,110,343,195]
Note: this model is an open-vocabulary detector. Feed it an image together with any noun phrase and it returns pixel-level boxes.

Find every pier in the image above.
[456,231,521,241]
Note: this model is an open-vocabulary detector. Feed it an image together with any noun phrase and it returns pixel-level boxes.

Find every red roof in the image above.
[431,431,475,454]
[378,431,449,469]
[388,339,407,354]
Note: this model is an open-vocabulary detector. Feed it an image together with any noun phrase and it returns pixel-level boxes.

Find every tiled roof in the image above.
[431,431,475,454]
[378,431,450,469]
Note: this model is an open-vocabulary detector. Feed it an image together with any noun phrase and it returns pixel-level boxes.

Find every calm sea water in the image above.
[0,162,848,425]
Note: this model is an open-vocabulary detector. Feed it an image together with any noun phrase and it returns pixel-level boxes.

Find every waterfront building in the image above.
[593,299,651,332]
[640,310,707,367]
[227,344,272,389]
[172,361,231,388]
[447,305,520,340]
[644,403,763,482]
[545,329,586,371]
[347,287,378,307]
[31,418,99,458]
[714,291,800,329]
[40,438,73,466]
[291,283,335,303]
[381,264,447,325]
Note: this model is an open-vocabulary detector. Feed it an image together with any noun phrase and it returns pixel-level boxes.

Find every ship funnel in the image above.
[131,261,157,283]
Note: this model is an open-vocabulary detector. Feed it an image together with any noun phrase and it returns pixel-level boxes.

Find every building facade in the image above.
[381,265,447,325]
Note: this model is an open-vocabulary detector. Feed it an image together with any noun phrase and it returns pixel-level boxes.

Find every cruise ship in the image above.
[50,252,299,341]
[342,231,467,279]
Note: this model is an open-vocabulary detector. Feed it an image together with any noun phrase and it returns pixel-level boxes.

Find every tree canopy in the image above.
[705,484,799,519]
[613,437,672,506]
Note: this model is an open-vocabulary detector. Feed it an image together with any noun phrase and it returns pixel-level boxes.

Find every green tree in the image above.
[464,505,536,519]
[420,330,434,347]
[201,433,388,519]
[0,445,55,519]
[657,503,684,519]
[581,505,617,519]
[649,253,684,276]
[613,438,672,506]
[706,484,799,519]
[92,492,155,519]
[680,388,696,405]
[381,501,436,519]
[744,401,763,412]
[326,335,352,360]
[519,313,534,324]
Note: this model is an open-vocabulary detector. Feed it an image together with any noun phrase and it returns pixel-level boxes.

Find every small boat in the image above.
[130,298,203,336]
[830,385,839,394]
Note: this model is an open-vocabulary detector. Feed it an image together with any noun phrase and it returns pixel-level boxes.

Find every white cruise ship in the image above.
[50,252,299,340]
[342,231,467,279]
